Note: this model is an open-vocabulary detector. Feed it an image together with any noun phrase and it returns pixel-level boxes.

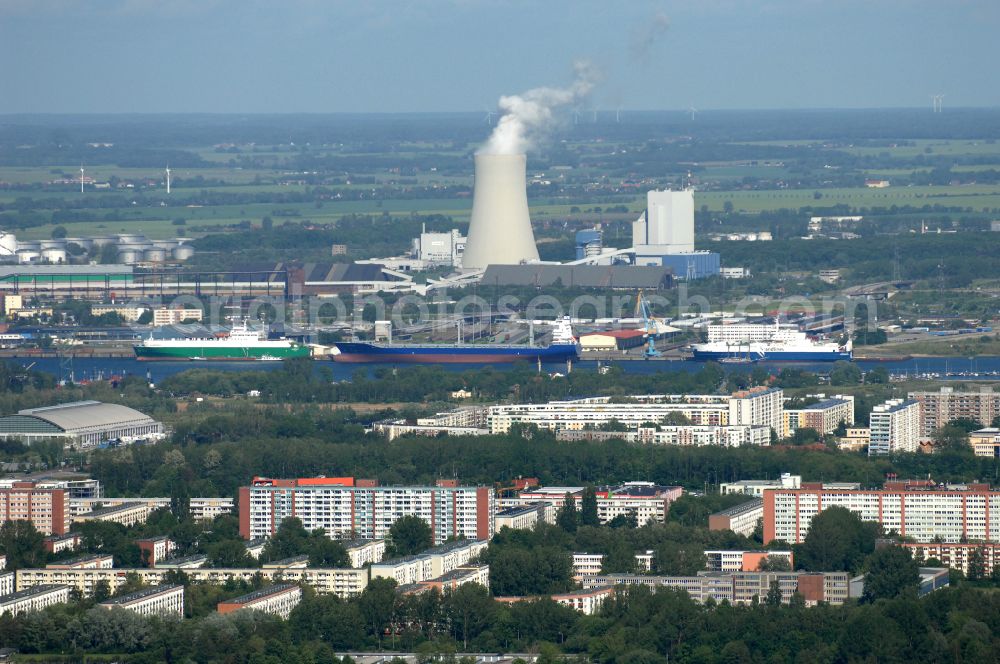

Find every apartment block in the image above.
[496,586,615,615]
[419,564,490,592]
[0,571,13,596]
[782,395,855,438]
[589,571,849,606]
[763,483,1000,544]
[239,477,494,544]
[72,502,156,528]
[909,386,1000,437]
[0,482,69,535]
[868,399,921,455]
[98,584,184,617]
[495,502,554,531]
[152,308,204,326]
[572,551,657,579]
[371,555,435,585]
[425,540,488,577]
[506,482,682,527]
[342,539,386,568]
[155,554,209,569]
[970,428,1000,458]
[903,542,1000,576]
[136,536,176,567]
[71,496,234,522]
[490,390,784,434]
[708,499,764,537]
[45,554,114,570]
[43,532,82,554]
[17,566,369,599]
[0,585,71,616]
[557,424,771,448]
[218,584,302,619]
[705,550,794,573]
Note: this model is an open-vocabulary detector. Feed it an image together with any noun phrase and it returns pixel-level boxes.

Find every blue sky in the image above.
[1,0,997,113]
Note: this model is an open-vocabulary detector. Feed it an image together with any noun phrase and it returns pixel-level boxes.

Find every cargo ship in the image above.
[134,319,311,361]
[331,317,579,364]
[691,320,852,362]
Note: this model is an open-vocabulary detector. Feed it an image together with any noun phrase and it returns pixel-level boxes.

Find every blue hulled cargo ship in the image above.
[331,318,579,364]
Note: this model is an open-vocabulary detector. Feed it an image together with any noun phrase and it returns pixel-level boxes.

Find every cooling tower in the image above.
[462,153,539,270]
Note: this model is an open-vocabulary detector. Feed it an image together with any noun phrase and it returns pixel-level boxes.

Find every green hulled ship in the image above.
[134,319,311,361]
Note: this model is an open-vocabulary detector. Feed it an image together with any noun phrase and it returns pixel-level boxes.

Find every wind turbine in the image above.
[165,165,171,194]
[616,107,622,124]
[592,109,598,123]
[931,94,944,113]
[689,105,698,121]
[483,108,495,126]
[79,165,85,193]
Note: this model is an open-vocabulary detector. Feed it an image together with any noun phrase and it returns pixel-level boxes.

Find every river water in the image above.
[11,355,1000,384]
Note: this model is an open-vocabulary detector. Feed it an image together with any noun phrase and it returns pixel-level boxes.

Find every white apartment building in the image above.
[572,553,606,578]
[370,555,435,585]
[495,502,555,531]
[970,428,1000,458]
[763,485,1000,544]
[72,502,156,528]
[589,572,849,606]
[425,539,488,578]
[369,539,487,585]
[71,496,234,521]
[550,586,615,615]
[708,499,764,537]
[17,566,369,599]
[0,584,71,616]
[721,473,801,497]
[342,539,386,568]
[239,477,494,544]
[490,389,782,435]
[153,308,204,326]
[904,542,1000,576]
[557,424,771,448]
[782,395,855,438]
[869,399,921,455]
[98,584,184,617]
[0,571,13,596]
[218,584,302,619]
[45,554,114,570]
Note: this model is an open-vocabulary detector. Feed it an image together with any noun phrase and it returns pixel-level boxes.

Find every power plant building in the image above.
[631,189,720,279]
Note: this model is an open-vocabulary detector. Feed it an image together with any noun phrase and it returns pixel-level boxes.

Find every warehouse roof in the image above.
[580,330,646,340]
[6,401,157,433]
[482,264,673,289]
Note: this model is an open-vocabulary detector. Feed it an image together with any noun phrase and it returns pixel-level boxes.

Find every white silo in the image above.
[461,153,539,270]
[41,247,67,264]
[172,245,195,261]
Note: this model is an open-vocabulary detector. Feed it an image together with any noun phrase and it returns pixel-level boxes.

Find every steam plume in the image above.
[481,61,598,155]
[630,11,670,62]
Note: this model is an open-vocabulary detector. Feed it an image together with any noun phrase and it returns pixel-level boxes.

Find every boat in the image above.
[691,320,852,362]
[134,319,311,361]
[331,317,580,364]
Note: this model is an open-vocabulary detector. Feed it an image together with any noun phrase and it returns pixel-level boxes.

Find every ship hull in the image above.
[331,342,579,364]
[692,349,851,362]
[134,345,311,361]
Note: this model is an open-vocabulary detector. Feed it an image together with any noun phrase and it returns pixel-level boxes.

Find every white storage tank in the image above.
[39,239,66,250]
[41,248,67,264]
[0,232,18,256]
[17,241,40,251]
[16,250,40,264]
[116,233,146,244]
[172,245,195,260]
[92,236,117,247]
[117,249,141,264]
[143,248,167,262]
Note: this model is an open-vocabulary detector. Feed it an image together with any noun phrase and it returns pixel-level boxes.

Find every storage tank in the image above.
[143,248,167,263]
[0,232,18,256]
[41,248,67,264]
[17,241,40,251]
[116,233,146,244]
[64,237,93,251]
[16,250,40,264]
[39,239,65,250]
[91,236,117,247]
[153,240,178,250]
[117,249,141,264]
[172,245,195,260]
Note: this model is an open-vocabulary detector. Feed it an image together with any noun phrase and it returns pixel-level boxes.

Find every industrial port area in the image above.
[1,1,1000,661]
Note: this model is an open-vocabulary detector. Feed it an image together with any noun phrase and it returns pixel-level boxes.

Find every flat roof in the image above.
[100,584,182,605]
[496,503,547,517]
[0,585,68,603]
[222,583,299,606]
[426,539,484,555]
[713,498,764,517]
[434,565,487,582]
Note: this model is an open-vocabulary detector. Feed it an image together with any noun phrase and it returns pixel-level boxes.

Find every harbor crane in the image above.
[634,290,661,358]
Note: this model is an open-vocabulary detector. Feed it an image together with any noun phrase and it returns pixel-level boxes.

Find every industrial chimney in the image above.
[461,153,539,270]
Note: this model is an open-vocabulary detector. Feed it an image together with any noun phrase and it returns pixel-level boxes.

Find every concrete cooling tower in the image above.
[461,153,539,270]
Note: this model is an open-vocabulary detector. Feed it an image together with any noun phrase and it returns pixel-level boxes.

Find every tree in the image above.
[556,493,579,533]
[796,506,880,573]
[967,547,986,581]
[309,535,350,567]
[934,424,972,453]
[170,478,191,520]
[764,579,783,606]
[757,555,792,572]
[51,226,67,239]
[263,517,310,562]
[262,216,274,231]
[93,579,112,602]
[580,487,599,527]
[861,545,919,602]
[0,520,44,569]
[388,515,432,557]
[601,540,637,574]
[207,540,251,568]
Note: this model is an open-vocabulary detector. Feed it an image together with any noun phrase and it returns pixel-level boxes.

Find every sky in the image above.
[0,0,998,114]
